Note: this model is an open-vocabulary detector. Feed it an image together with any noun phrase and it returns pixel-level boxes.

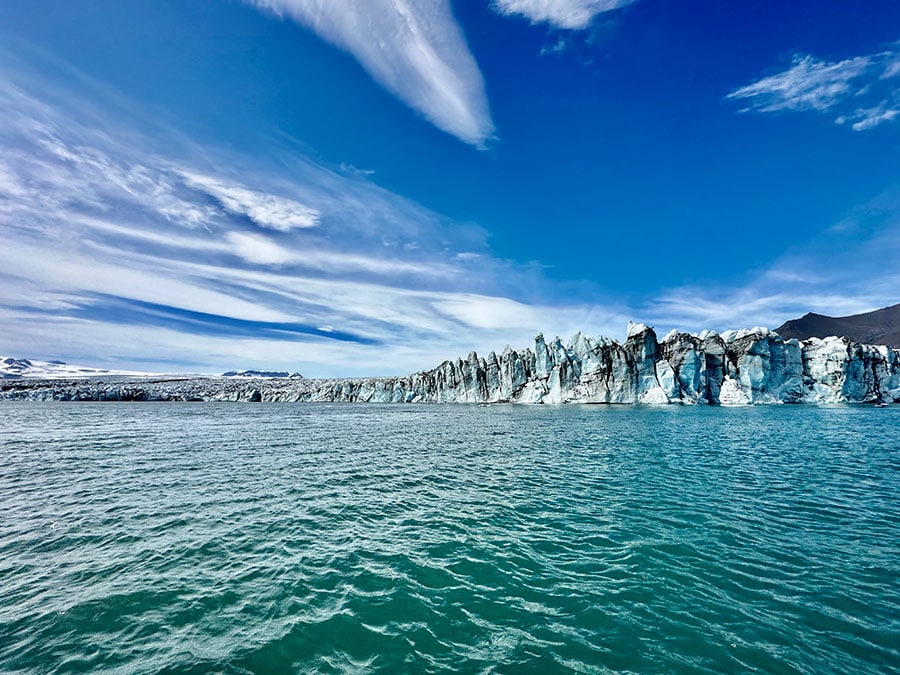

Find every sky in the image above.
[0,0,899,376]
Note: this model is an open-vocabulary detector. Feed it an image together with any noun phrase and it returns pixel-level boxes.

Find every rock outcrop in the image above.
[2,325,899,404]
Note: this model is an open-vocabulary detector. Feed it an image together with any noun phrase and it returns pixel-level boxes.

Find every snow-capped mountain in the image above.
[0,357,158,380]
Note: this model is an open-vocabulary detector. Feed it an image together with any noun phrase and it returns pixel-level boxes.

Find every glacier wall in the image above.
[308,323,900,405]
[3,324,899,404]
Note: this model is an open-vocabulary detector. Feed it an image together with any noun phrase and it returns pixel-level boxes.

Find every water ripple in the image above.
[0,403,898,673]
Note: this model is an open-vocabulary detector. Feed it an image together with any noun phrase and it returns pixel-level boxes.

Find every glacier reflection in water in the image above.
[0,403,898,673]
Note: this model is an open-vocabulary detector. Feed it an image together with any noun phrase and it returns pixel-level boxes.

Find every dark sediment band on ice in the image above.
[2,324,899,404]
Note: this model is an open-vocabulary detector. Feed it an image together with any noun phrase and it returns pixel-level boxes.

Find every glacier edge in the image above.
[2,325,900,404]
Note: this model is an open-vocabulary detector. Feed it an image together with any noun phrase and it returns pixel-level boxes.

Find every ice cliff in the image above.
[3,324,899,404]
[305,324,899,405]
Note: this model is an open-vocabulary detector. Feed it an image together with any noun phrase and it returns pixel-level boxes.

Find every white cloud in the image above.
[728,46,900,131]
[1,55,631,375]
[883,58,900,79]
[0,162,26,197]
[5,45,897,377]
[435,295,546,330]
[225,231,294,265]
[183,171,320,230]
[727,54,872,112]
[639,188,900,335]
[492,0,632,30]
[0,239,296,324]
[848,104,900,131]
[245,0,494,146]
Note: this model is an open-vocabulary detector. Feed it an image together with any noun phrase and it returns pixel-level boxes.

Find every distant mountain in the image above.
[2,357,308,380]
[1,356,157,380]
[222,370,303,378]
[775,303,900,348]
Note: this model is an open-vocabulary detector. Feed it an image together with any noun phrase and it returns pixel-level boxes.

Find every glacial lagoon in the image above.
[0,402,898,673]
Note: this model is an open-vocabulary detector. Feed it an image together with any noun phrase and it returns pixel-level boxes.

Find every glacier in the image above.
[2,324,899,404]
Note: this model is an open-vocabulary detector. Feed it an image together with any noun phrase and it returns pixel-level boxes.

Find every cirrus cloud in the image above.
[728,44,900,131]
[183,172,320,231]
[244,0,495,147]
[0,53,629,376]
[492,0,633,30]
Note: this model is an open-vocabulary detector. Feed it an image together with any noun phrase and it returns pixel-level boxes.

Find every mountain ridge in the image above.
[776,303,900,348]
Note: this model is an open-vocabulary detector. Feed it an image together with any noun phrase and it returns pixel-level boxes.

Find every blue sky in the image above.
[1,0,898,375]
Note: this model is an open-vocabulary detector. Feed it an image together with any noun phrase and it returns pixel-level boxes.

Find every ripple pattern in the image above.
[0,403,898,673]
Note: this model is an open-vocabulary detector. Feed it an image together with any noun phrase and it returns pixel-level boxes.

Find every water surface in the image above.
[0,403,898,673]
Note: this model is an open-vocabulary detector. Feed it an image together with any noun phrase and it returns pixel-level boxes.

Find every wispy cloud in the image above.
[4,52,896,372]
[0,54,629,375]
[838,104,900,132]
[727,55,872,113]
[182,172,319,231]
[641,187,900,334]
[244,0,494,147]
[492,0,633,30]
[4,44,897,376]
[728,44,900,130]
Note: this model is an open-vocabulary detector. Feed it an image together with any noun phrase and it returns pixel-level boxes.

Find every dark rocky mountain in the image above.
[776,303,900,348]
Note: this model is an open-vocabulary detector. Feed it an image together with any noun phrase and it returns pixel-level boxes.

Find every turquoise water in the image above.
[0,403,898,673]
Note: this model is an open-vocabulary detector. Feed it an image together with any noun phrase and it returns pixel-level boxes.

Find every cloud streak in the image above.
[245,0,494,146]
[492,0,633,30]
[728,44,900,130]
[644,187,900,334]
[0,55,627,375]
[183,172,320,231]
[3,44,898,377]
